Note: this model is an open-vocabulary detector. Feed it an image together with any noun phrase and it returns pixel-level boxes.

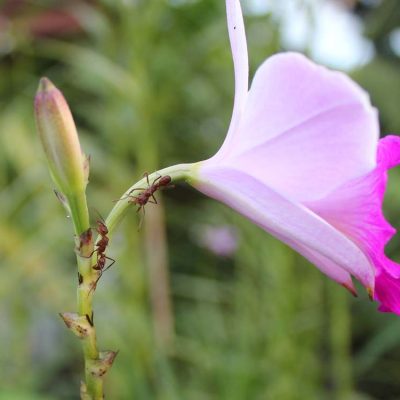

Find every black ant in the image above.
[121,173,173,227]
[87,218,115,293]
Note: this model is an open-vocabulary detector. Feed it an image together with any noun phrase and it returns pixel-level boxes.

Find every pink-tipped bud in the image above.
[34,77,87,197]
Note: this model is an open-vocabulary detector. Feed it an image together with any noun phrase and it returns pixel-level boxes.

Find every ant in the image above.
[129,173,173,210]
[122,173,173,227]
[87,217,115,293]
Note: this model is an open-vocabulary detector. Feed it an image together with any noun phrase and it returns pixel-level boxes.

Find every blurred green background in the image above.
[1,0,400,398]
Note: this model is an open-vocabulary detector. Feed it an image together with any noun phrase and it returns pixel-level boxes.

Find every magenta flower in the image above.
[190,0,400,314]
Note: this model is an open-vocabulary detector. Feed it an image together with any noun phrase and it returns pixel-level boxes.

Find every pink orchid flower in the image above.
[189,0,400,314]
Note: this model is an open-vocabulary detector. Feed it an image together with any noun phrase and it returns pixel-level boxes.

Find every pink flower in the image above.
[189,0,400,314]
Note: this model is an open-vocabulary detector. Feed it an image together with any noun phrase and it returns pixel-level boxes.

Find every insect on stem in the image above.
[123,173,174,228]
[88,217,115,293]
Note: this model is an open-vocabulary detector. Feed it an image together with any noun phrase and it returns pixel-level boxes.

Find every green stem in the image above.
[77,250,103,398]
[67,189,103,399]
[70,163,192,399]
[104,163,193,239]
[68,190,90,236]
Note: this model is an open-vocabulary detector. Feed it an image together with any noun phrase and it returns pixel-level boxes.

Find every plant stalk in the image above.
[67,163,192,398]
[103,163,193,240]
[67,190,104,399]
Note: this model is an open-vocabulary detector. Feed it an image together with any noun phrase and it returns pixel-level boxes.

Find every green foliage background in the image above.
[1,0,400,399]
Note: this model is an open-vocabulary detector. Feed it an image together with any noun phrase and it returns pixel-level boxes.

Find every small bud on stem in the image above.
[59,312,94,339]
[86,351,118,379]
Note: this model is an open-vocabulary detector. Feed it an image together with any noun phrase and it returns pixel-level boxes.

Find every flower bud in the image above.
[35,78,90,233]
[35,77,87,196]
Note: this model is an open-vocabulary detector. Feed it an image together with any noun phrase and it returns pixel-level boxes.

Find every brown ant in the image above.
[121,173,174,228]
[87,217,115,293]
[129,173,173,210]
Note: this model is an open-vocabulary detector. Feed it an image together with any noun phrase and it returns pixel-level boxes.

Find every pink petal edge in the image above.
[306,135,400,314]
[195,165,375,290]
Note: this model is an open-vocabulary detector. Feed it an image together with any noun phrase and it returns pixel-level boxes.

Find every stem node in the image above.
[59,312,94,339]
[86,351,119,379]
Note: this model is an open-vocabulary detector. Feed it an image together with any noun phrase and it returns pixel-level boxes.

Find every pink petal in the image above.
[271,230,356,295]
[378,134,400,169]
[216,53,379,202]
[213,0,249,161]
[306,135,400,311]
[226,0,248,115]
[195,164,375,289]
[375,268,400,314]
